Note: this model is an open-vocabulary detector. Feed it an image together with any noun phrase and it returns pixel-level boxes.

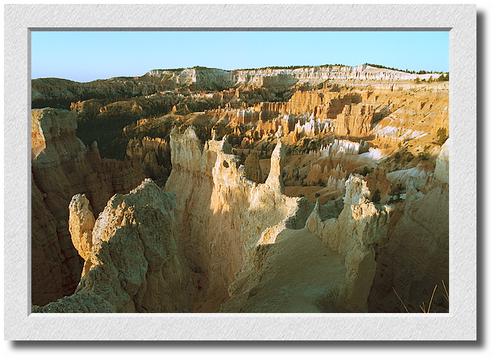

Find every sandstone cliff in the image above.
[233,64,444,86]
[33,125,449,313]
[33,179,193,312]
[126,137,171,185]
[304,175,391,311]
[368,144,449,312]
[32,76,169,109]
[31,108,145,305]
[334,104,375,137]
[31,62,449,313]
[33,64,445,109]
[147,67,234,90]
[165,127,301,311]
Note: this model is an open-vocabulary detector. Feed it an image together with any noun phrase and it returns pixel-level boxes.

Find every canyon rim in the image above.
[30,31,449,313]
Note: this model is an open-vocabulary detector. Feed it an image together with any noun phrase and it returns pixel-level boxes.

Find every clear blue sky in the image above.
[31,31,449,82]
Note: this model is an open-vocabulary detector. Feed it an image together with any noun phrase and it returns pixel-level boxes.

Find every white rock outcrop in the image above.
[233,64,442,86]
[33,179,193,313]
[434,138,449,183]
[165,127,300,311]
[305,175,391,311]
[265,141,285,192]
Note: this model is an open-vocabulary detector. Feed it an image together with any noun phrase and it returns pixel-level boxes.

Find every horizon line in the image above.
[32,31,449,82]
[32,62,449,83]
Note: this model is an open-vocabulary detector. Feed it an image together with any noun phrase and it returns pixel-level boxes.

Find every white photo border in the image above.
[4,4,476,341]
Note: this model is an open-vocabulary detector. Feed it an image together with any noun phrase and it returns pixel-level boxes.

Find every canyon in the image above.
[31,64,449,313]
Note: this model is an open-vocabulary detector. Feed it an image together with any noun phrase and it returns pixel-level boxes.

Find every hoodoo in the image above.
[31,62,449,313]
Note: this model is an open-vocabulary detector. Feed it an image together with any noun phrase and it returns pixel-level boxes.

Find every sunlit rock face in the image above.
[334,104,375,137]
[35,129,303,313]
[31,108,145,305]
[434,139,449,183]
[147,67,234,90]
[31,63,449,313]
[165,128,301,311]
[232,64,443,86]
[68,194,95,277]
[34,179,193,313]
[304,175,391,312]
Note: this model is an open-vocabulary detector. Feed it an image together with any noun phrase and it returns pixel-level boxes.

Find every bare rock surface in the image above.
[31,63,449,313]
[34,179,193,313]
[165,127,301,311]
[31,108,145,305]
[68,194,95,276]
[304,175,391,311]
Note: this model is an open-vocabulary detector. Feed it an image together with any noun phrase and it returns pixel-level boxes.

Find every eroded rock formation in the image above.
[126,136,171,185]
[32,63,449,313]
[34,180,192,313]
[68,194,95,277]
[165,128,301,311]
[31,108,145,305]
[233,64,444,86]
[369,142,449,312]
[304,175,391,311]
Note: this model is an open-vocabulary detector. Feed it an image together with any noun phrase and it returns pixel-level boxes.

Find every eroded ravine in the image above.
[31,64,449,313]
[33,124,448,313]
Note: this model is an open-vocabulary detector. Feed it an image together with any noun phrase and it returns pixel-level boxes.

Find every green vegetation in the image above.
[364,63,445,75]
[235,64,347,71]
[436,128,448,145]
[437,73,449,81]
[414,74,448,84]
[148,68,185,72]
[418,151,431,161]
